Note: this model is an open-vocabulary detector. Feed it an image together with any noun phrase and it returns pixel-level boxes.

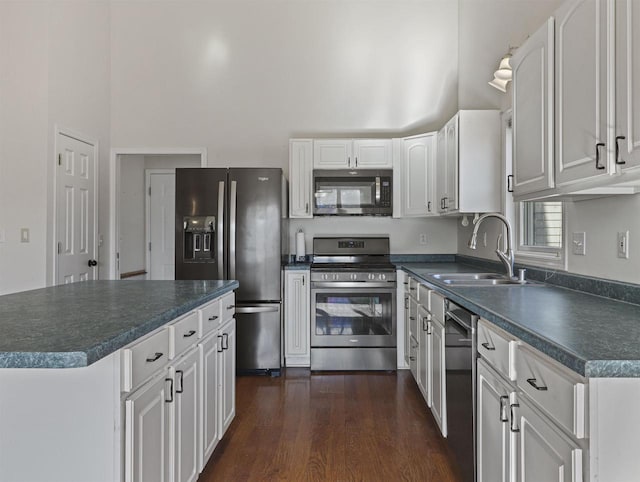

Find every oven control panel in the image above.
[310,271,396,282]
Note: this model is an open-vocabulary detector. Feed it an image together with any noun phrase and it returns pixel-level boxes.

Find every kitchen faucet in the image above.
[468,213,515,279]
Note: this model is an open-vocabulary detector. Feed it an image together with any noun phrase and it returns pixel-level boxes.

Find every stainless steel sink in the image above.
[430,273,504,281]
[429,273,534,286]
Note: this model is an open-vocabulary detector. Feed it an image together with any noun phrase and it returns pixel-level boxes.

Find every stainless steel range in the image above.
[310,237,397,371]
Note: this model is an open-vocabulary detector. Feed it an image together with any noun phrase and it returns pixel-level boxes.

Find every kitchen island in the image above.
[0,280,238,482]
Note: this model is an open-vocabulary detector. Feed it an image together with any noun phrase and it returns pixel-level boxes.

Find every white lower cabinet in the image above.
[219,318,236,439]
[125,374,173,482]
[477,318,586,482]
[172,347,200,482]
[198,332,220,471]
[514,396,583,482]
[284,270,310,367]
[417,306,431,406]
[477,361,512,482]
[430,317,446,437]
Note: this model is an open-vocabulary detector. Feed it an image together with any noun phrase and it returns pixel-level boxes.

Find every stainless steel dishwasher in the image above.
[445,300,478,482]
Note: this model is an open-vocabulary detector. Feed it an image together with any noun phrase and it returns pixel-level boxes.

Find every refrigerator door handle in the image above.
[230,180,237,279]
[217,181,225,279]
[235,305,280,314]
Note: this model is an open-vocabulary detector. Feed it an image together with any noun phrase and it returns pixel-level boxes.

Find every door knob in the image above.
[88,259,97,267]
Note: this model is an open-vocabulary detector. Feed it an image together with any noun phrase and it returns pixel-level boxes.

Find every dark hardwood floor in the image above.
[199,369,462,481]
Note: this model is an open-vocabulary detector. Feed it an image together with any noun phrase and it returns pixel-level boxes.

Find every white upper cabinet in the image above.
[616,0,640,172]
[313,139,392,169]
[512,0,640,200]
[437,110,501,214]
[401,133,436,217]
[353,139,393,168]
[289,140,313,219]
[555,0,610,186]
[512,18,555,196]
[313,139,352,169]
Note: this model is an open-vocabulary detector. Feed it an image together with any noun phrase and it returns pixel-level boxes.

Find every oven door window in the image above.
[314,292,393,338]
[314,178,375,210]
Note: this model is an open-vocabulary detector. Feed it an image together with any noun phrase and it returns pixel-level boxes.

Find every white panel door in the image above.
[555,0,611,185]
[477,360,512,482]
[199,332,220,471]
[56,133,96,284]
[125,374,172,482]
[512,18,555,195]
[148,170,176,280]
[173,347,199,482]
[616,0,640,171]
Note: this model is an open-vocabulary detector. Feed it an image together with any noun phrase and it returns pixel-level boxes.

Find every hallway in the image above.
[199,370,461,481]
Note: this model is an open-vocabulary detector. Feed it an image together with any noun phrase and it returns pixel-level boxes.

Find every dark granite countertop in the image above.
[399,263,640,378]
[0,280,238,369]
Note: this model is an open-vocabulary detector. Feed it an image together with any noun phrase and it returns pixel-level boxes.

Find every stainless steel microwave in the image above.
[313,169,393,216]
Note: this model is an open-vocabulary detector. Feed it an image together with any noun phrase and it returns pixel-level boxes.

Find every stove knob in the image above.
[379,273,386,281]
[322,274,329,281]
[351,273,358,281]
[333,274,339,281]
[368,273,375,280]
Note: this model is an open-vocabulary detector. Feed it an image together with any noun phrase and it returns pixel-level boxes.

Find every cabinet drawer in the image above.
[430,291,445,323]
[221,292,236,321]
[122,328,170,392]
[477,319,516,381]
[515,344,587,439]
[199,299,222,336]
[169,311,200,359]
[418,284,431,311]
[408,277,419,298]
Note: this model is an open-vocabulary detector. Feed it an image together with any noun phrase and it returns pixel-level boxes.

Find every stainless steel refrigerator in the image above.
[175,168,286,374]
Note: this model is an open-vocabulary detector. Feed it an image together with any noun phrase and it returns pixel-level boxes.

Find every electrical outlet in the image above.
[572,232,586,256]
[20,228,29,243]
[419,233,428,245]
[617,231,629,259]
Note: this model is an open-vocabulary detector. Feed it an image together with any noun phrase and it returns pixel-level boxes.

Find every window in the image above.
[515,201,565,266]
[521,202,563,248]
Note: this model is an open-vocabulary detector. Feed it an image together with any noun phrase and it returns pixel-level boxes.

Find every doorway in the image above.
[110,149,206,280]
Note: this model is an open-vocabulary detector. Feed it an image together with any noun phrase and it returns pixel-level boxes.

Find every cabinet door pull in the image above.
[305,202,309,214]
[526,377,548,391]
[223,333,229,350]
[183,330,196,338]
[355,157,358,168]
[499,395,509,422]
[217,335,224,352]
[348,156,351,167]
[507,174,514,193]
[176,370,184,393]
[227,305,235,310]
[616,135,626,165]
[165,378,174,403]
[481,342,496,351]
[146,352,163,363]
[509,403,520,432]
[595,142,606,170]
[208,315,219,321]
[409,316,416,321]
[427,201,432,212]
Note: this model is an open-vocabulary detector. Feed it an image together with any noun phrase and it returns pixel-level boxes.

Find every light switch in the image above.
[572,232,586,256]
[20,228,29,243]
[617,231,629,259]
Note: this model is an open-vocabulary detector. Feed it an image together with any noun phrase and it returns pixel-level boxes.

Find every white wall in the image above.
[458,0,563,111]
[0,1,110,295]
[291,217,459,256]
